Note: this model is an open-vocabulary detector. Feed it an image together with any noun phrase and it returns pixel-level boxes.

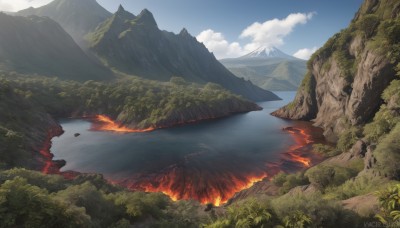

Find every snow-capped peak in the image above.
[240,46,297,60]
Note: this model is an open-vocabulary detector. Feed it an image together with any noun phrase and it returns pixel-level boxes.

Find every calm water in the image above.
[51,91,323,201]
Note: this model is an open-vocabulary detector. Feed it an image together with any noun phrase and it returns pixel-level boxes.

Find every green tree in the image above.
[357,14,380,38]
[0,177,90,228]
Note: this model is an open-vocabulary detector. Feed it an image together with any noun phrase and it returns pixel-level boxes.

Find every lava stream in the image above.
[120,166,267,206]
[93,115,155,133]
[283,127,313,167]
[39,130,61,175]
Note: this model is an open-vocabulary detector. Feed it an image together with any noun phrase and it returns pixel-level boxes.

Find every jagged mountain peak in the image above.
[114,4,135,20]
[240,46,297,60]
[179,28,191,37]
[87,6,277,101]
[136,8,157,27]
[117,4,125,12]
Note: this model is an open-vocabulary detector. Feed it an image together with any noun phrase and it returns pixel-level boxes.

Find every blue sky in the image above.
[1,0,364,59]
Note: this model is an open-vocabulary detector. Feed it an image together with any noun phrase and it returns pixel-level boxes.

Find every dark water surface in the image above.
[51,91,325,204]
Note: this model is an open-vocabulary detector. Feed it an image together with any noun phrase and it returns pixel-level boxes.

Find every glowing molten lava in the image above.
[120,165,267,206]
[283,127,313,167]
[39,138,53,174]
[38,129,63,175]
[93,115,154,133]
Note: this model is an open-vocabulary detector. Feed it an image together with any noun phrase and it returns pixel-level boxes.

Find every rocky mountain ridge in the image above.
[15,0,279,101]
[86,6,278,101]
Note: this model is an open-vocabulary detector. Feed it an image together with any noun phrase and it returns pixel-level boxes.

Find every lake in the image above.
[51,91,325,205]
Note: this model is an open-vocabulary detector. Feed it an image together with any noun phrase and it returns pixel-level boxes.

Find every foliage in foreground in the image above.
[206,193,366,228]
[376,184,400,226]
[0,168,208,228]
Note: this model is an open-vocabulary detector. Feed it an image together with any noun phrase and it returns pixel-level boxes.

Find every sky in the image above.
[0,0,364,59]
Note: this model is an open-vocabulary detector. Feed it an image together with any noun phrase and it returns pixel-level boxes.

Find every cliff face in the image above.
[273,0,399,141]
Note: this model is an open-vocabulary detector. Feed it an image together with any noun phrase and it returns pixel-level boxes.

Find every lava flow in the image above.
[282,126,314,167]
[38,128,63,175]
[118,162,268,206]
[39,134,55,174]
[92,115,154,133]
[114,124,322,206]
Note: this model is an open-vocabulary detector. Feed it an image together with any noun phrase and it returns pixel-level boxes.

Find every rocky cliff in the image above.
[272,0,400,142]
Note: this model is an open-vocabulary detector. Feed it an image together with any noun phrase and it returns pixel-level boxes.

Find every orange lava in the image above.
[122,167,267,206]
[284,127,313,167]
[39,129,61,175]
[287,153,311,167]
[93,115,154,133]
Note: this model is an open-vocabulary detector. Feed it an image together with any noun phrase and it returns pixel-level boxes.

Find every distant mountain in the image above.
[220,47,307,91]
[240,46,297,60]
[0,13,112,81]
[86,6,279,101]
[16,0,111,47]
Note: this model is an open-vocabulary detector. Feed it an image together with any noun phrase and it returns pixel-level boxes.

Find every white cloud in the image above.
[197,12,315,59]
[241,12,314,52]
[196,29,245,59]
[0,0,52,12]
[293,47,318,60]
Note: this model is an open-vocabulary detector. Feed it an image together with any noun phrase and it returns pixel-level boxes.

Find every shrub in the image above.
[55,182,120,227]
[283,210,312,228]
[272,192,362,227]
[373,123,400,179]
[363,105,400,143]
[0,168,68,193]
[205,198,277,228]
[110,191,169,222]
[279,172,310,194]
[305,165,359,191]
[313,144,340,157]
[306,165,335,189]
[0,177,91,228]
[382,79,400,108]
[326,174,396,200]
[337,127,362,152]
[357,14,380,38]
[272,172,287,187]
[169,76,187,86]
[375,184,400,225]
